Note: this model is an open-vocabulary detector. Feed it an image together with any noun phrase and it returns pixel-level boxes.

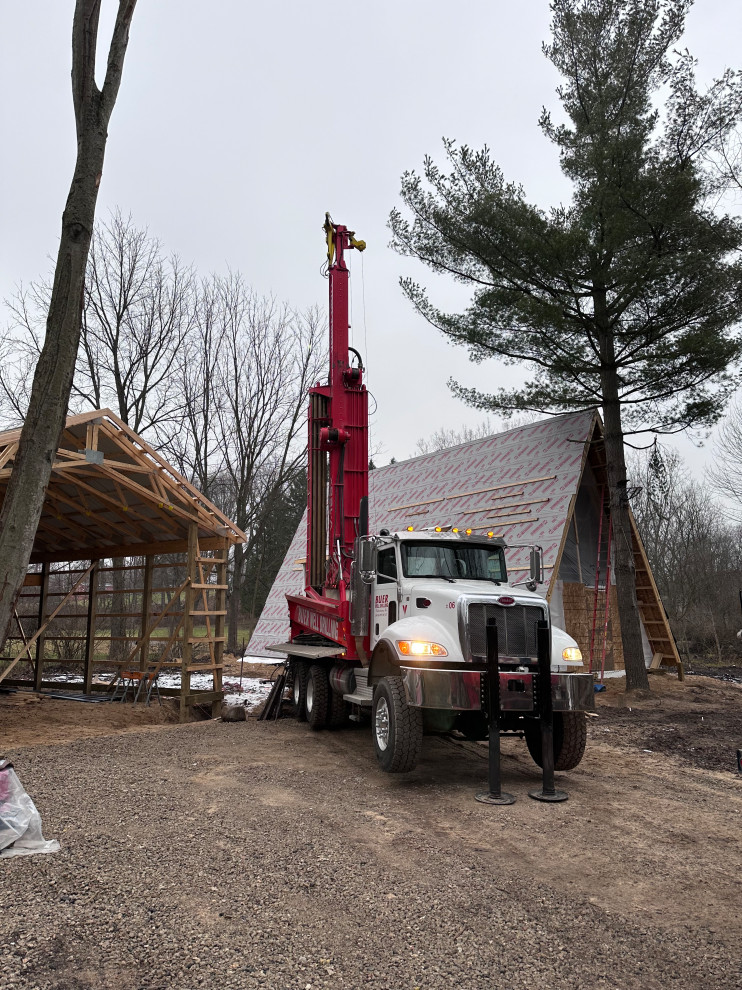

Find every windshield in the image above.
[400,541,507,582]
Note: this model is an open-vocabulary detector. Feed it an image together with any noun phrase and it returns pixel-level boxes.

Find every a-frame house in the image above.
[250,409,681,678]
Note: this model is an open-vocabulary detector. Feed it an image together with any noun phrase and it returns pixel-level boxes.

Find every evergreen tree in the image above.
[242,470,307,625]
[389,0,742,690]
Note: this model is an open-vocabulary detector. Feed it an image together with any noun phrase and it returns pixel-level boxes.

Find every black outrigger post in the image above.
[475,619,516,806]
[529,619,568,802]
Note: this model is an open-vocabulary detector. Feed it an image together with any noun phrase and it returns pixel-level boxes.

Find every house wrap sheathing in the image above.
[249,410,680,674]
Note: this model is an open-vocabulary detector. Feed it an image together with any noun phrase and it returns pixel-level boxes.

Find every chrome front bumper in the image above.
[400,666,595,713]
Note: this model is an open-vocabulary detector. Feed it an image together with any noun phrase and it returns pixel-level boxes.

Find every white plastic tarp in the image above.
[0,761,60,859]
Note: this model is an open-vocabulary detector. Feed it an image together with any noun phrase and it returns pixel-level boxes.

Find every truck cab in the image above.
[347,529,594,773]
[368,530,583,672]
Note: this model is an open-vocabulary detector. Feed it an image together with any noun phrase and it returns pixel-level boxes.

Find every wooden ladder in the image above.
[630,519,684,680]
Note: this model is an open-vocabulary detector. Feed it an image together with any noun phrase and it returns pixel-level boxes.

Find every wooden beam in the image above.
[49,472,152,539]
[0,563,95,685]
[197,557,216,667]
[30,535,233,565]
[388,497,445,511]
[446,476,557,503]
[46,478,149,538]
[470,515,538,530]
[83,562,99,694]
[629,509,683,677]
[33,563,49,692]
[140,556,154,671]
[116,577,190,670]
[52,464,180,538]
[0,441,18,470]
[98,414,246,539]
[546,414,599,605]
[180,523,199,722]
[547,493,578,603]
[213,539,228,717]
[85,421,100,451]
[460,498,548,516]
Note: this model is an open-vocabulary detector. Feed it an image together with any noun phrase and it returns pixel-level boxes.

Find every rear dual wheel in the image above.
[327,690,350,728]
[292,661,350,729]
[306,664,329,730]
[291,660,309,721]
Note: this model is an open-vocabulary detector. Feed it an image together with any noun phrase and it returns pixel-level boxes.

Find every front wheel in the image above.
[372,676,423,773]
[524,712,587,771]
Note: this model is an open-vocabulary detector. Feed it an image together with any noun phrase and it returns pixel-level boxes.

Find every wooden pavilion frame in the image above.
[0,409,246,718]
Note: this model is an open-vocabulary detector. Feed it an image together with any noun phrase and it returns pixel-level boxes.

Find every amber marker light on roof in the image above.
[487,531,494,538]
[465,528,472,535]
[452,527,459,533]
[407,526,414,531]
[435,526,442,532]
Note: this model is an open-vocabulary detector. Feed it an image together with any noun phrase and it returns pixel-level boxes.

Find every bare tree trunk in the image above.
[228,542,244,653]
[709,609,723,664]
[109,559,127,662]
[601,378,650,692]
[0,1,138,652]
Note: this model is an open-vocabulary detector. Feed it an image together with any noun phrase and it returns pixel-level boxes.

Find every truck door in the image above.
[371,544,398,648]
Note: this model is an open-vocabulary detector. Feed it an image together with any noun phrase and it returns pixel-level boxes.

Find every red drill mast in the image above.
[286,215,368,657]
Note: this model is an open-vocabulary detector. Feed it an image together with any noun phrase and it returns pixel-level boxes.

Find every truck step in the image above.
[343,666,373,707]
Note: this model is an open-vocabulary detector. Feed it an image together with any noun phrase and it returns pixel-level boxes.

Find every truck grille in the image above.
[465,601,545,662]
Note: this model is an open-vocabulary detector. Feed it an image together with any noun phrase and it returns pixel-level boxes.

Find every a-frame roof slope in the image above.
[0,409,245,563]
[249,409,597,655]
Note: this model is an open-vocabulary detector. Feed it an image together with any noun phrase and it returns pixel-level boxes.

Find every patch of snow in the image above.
[37,670,273,710]
[157,672,273,710]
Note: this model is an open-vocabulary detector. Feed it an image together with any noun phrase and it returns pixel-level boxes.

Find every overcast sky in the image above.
[1,0,740,471]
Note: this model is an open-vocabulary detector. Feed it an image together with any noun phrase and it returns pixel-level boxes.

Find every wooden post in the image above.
[212,538,229,717]
[33,563,49,692]
[83,561,99,694]
[140,556,154,671]
[180,522,198,722]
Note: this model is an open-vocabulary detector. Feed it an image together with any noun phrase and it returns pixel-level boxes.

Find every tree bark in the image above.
[0,1,138,653]
[601,373,651,692]
[109,559,127,662]
[227,542,244,653]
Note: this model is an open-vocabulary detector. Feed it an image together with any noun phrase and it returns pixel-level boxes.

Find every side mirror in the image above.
[358,537,377,577]
[529,547,544,585]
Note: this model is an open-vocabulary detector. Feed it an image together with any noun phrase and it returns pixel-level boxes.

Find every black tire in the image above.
[306,664,329,730]
[524,712,587,771]
[372,676,423,773]
[327,690,350,728]
[291,660,309,721]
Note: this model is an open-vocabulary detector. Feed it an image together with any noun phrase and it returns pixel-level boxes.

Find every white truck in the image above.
[287,528,594,774]
[266,217,594,779]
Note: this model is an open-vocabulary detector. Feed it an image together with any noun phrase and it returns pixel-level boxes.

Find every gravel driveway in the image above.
[2,690,741,990]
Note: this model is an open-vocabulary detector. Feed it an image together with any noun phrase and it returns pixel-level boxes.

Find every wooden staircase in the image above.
[630,516,684,680]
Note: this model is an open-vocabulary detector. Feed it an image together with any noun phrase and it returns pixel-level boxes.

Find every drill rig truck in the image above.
[267,216,594,774]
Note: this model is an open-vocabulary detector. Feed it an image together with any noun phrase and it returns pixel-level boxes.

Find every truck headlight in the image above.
[397,641,448,658]
[562,647,582,662]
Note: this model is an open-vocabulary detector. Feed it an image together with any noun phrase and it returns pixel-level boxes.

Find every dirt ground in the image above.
[594,671,742,773]
[0,659,280,749]
[0,691,177,748]
[1,673,741,989]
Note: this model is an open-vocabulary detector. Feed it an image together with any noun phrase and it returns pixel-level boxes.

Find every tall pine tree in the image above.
[389,0,742,690]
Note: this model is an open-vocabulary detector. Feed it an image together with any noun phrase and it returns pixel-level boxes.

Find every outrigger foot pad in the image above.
[475,790,516,806]
[528,788,568,802]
